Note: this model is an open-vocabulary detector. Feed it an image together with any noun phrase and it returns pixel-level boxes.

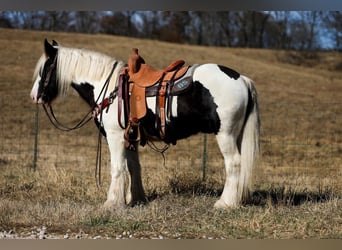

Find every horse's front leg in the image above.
[103,129,128,209]
[125,144,147,206]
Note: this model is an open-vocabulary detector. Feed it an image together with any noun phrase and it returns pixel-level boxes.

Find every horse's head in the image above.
[30,39,59,105]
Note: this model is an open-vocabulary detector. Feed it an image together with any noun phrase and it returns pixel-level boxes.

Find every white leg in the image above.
[103,129,128,208]
[214,134,241,208]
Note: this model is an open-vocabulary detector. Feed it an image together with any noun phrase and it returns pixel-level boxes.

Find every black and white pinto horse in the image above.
[30,40,260,209]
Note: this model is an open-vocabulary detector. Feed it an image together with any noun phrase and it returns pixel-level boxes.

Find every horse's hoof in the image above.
[128,198,148,207]
[214,199,238,209]
[102,200,126,211]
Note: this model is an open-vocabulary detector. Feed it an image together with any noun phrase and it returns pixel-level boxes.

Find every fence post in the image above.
[33,104,39,171]
[202,133,207,182]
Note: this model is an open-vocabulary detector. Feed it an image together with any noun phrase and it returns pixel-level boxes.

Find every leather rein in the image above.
[41,60,119,132]
[40,59,120,188]
[40,57,169,187]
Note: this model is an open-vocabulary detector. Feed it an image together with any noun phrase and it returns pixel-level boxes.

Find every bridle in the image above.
[39,56,119,188]
[39,55,57,102]
[40,55,119,132]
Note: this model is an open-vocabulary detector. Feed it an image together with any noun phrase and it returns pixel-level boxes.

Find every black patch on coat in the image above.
[140,81,221,145]
[218,65,240,80]
[71,82,96,107]
[71,82,107,137]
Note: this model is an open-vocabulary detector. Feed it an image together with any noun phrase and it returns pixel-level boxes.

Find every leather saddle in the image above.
[121,48,196,149]
[127,48,189,119]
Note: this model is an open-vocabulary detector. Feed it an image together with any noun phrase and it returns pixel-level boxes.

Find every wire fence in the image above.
[0,92,341,189]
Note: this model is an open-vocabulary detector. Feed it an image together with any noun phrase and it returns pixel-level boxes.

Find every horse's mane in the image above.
[33,45,124,98]
[56,46,124,97]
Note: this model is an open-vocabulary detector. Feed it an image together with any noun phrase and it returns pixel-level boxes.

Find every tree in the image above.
[234,11,270,48]
[0,12,13,28]
[189,11,236,46]
[287,11,320,50]
[40,11,72,31]
[322,11,342,50]
[73,11,100,34]
[138,11,161,39]
[268,11,292,49]
[100,11,138,37]
[158,11,191,43]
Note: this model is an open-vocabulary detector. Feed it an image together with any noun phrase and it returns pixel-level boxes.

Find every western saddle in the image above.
[120,48,195,150]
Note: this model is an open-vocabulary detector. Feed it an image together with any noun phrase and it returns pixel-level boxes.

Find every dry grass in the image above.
[0,28,341,238]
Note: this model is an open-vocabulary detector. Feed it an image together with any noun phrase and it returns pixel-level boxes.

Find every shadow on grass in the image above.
[247,187,338,206]
[157,177,338,207]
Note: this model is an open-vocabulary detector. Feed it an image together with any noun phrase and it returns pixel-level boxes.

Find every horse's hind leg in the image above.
[214,133,242,208]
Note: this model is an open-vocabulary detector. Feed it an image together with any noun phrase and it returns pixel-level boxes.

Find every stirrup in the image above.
[124,120,141,151]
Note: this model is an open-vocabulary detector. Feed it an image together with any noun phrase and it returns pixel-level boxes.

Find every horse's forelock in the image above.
[32,54,47,83]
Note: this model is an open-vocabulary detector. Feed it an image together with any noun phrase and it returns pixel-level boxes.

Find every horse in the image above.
[30,39,260,209]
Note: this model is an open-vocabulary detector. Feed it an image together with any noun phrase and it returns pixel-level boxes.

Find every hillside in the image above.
[0,28,341,239]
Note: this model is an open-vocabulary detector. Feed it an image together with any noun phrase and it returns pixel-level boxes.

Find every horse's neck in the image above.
[58,47,123,101]
[92,67,121,102]
[71,61,122,102]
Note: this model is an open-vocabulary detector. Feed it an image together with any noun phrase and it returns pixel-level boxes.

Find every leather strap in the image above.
[117,73,126,129]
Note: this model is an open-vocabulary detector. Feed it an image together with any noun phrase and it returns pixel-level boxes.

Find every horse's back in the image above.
[192,63,249,109]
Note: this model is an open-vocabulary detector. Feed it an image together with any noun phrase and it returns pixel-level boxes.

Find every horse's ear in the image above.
[44,38,57,58]
[52,40,59,46]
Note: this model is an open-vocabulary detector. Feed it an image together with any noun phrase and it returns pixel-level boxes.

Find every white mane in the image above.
[56,46,124,97]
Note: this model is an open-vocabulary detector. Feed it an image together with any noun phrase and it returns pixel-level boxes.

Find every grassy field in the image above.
[0,28,341,239]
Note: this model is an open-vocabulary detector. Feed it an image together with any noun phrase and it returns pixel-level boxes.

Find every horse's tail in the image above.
[239,75,260,202]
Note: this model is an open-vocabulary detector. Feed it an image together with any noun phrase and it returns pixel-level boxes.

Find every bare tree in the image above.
[158,11,191,43]
[138,11,162,39]
[306,11,320,50]
[73,11,100,34]
[40,11,72,31]
[100,11,138,37]
[287,11,320,50]
[190,11,233,46]
[0,11,13,28]
[234,11,270,48]
[322,11,342,50]
[271,11,292,49]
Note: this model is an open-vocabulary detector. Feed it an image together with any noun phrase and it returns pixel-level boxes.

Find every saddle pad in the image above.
[170,64,200,95]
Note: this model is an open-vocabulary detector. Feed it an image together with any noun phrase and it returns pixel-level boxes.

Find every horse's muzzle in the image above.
[30,93,43,104]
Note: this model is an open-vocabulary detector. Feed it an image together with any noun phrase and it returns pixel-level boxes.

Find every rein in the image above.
[42,62,118,132]
[42,104,93,131]
[95,62,119,188]
[41,54,94,131]
[41,61,119,188]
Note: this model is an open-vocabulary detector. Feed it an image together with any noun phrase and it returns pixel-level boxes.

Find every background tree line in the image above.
[0,11,341,51]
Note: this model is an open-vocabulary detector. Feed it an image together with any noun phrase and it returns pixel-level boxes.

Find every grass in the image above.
[0,28,341,238]
[0,157,340,239]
